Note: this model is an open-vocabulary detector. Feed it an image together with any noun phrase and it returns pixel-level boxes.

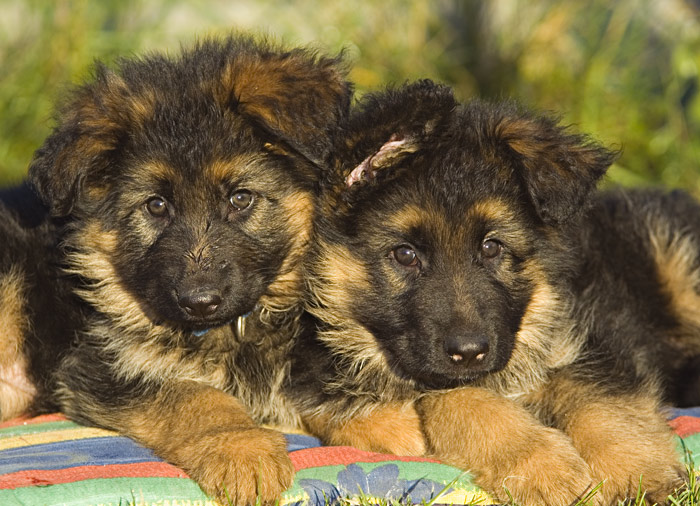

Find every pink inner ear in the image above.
[345,134,407,188]
[345,154,373,187]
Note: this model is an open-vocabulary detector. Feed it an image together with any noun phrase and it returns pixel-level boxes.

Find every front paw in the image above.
[584,443,686,505]
[304,403,427,457]
[491,428,596,506]
[564,400,687,504]
[186,426,295,505]
[336,404,426,457]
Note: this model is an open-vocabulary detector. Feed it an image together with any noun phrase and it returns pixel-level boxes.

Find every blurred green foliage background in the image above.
[1,0,699,193]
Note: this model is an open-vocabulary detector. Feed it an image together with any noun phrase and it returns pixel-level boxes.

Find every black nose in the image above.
[444,335,490,367]
[178,290,222,318]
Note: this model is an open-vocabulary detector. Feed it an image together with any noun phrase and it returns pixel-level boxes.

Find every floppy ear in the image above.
[28,65,134,216]
[495,110,617,223]
[216,45,352,167]
[338,80,456,190]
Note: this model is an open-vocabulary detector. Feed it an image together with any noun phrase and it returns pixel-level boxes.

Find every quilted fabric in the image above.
[1,411,698,506]
[0,414,482,505]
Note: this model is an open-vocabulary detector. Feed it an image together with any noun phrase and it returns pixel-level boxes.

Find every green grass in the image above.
[669,457,700,506]
[2,1,700,194]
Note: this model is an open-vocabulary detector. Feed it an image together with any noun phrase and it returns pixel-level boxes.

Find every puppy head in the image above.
[311,82,615,389]
[30,35,351,217]
[29,35,351,331]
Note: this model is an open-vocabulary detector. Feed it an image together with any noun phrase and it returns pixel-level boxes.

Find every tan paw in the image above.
[493,428,596,506]
[339,404,426,457]
[354,423,426,457]
[187,426,295,505]
[563,399,687,504]
[305,403,426,457]
[586,448,686,505]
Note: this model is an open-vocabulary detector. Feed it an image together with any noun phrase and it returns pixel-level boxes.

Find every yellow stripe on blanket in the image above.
[0,426,118,450]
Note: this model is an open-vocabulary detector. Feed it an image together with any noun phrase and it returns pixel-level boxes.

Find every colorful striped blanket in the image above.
[1,410,699,506]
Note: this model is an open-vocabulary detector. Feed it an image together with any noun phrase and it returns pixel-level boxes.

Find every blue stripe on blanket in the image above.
[0,436,158,474]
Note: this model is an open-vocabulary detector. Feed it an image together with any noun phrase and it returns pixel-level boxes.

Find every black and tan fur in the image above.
[0,35,350,504]
[290,80,693,505]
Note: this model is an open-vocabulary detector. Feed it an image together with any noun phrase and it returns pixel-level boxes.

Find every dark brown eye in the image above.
[229,190,253,210]
[393,245,420,268]
[481,238,502,259]
[146,197,168,217]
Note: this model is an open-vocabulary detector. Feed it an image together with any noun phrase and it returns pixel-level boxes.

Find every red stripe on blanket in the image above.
[669,416,700,438]
[0,413,67,429]
[289,446,439,471]
[0,462,189,489]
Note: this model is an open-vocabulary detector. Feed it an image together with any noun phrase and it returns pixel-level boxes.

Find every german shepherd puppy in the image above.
[0,35,350,504]
[291,80,690,505]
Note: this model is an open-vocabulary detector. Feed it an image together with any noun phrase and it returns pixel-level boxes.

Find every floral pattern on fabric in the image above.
[295,463,451,504]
